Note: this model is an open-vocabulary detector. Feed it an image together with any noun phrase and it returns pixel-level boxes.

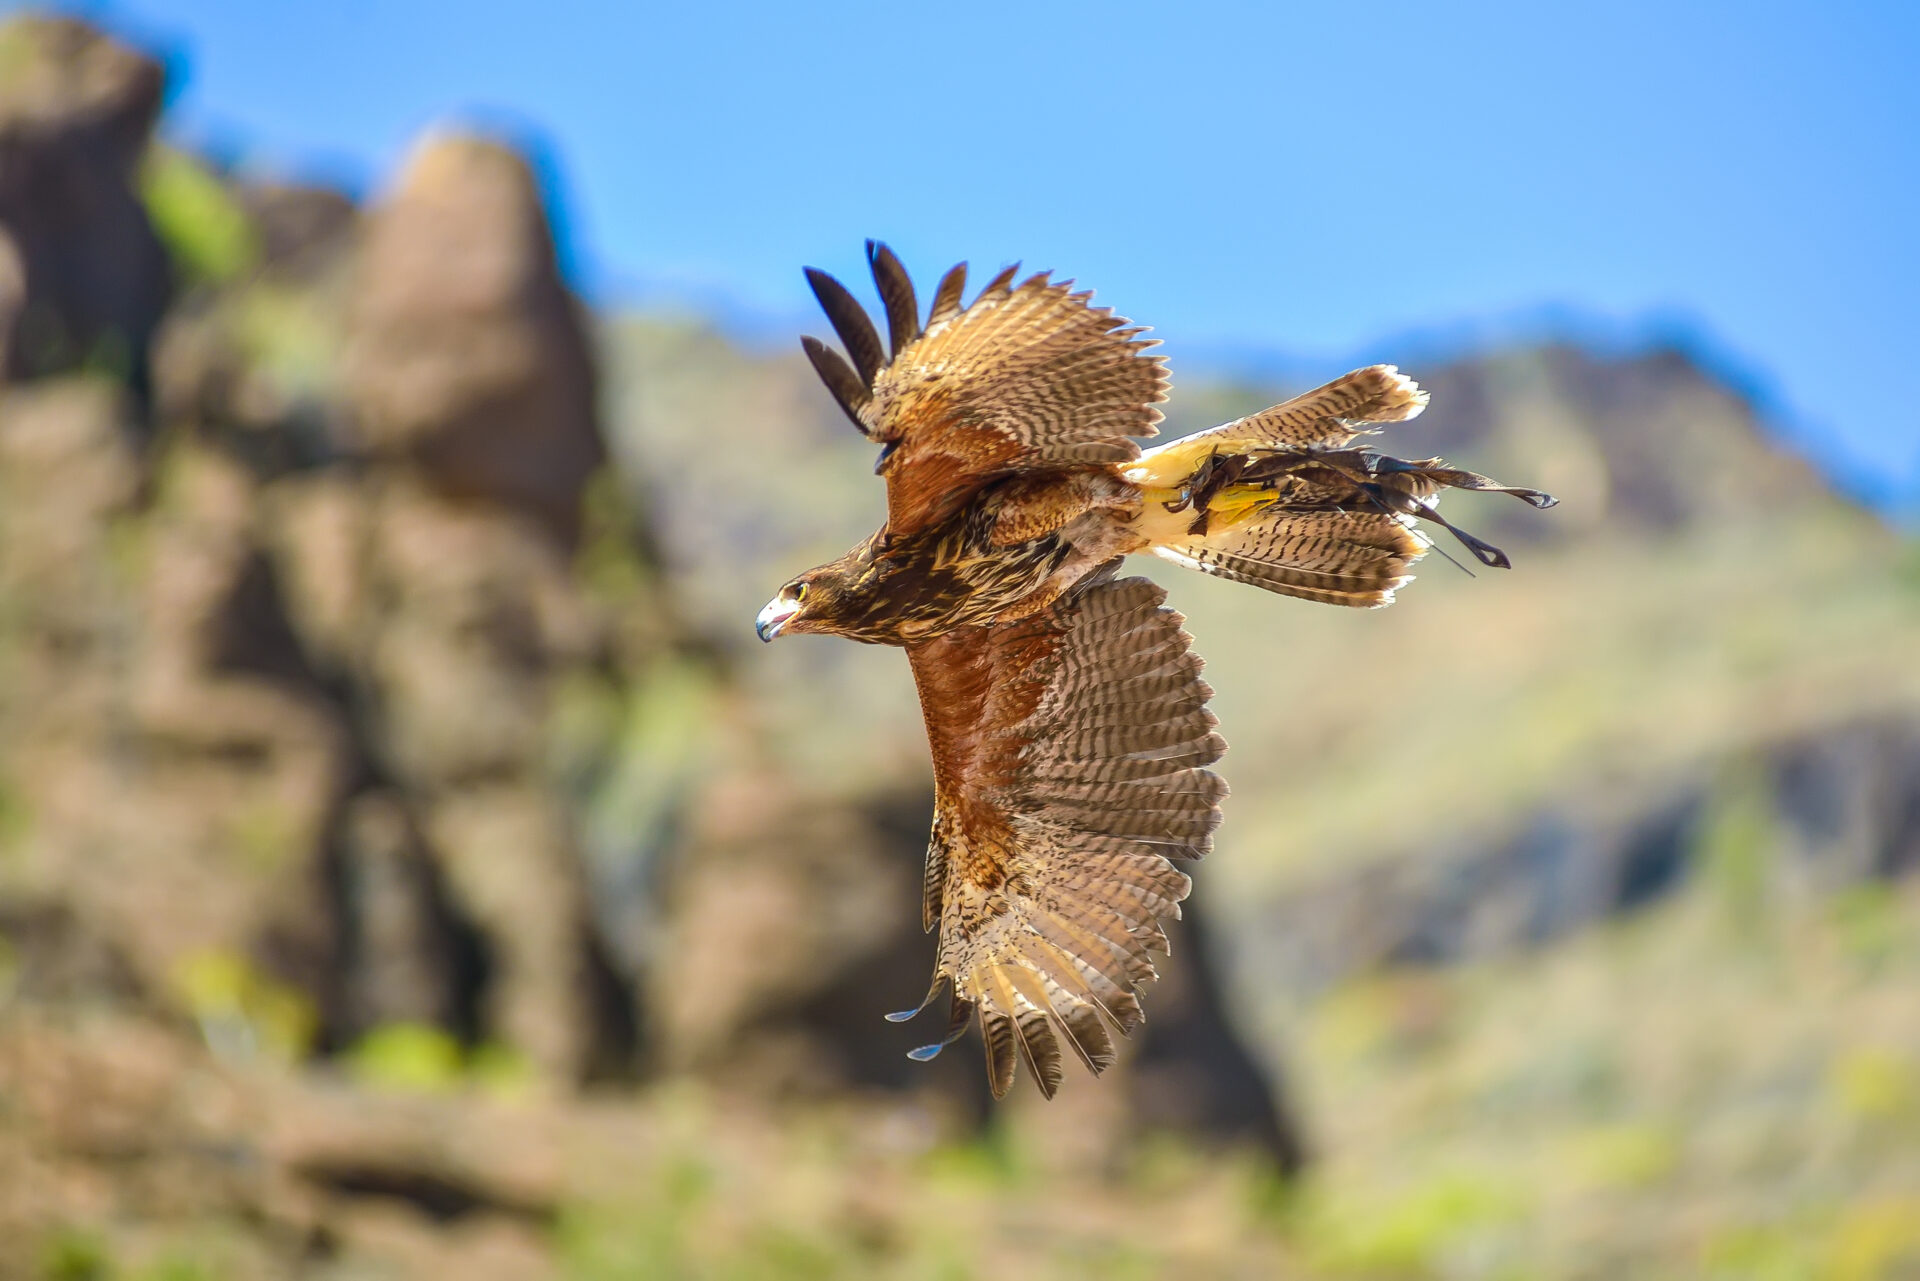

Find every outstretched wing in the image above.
[897,571,1226,1098]
[801,242,1168,538]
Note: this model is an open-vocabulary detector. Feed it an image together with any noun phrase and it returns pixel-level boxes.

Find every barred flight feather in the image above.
[1202,363,1429,453]
[799,243,1169,537]
[1152,509,1428,608]
[927,262,968,327]
[903,572,1224,1098]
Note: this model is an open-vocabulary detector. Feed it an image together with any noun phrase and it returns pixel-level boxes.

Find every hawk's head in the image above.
[755,562,859,641]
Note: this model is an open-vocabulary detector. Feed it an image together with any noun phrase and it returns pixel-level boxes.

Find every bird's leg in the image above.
[1279,452,1523,569]
[1398,498,1514,568]
[1183,454,1263,536]
[1347,484,1514,569]
[1163,450,1231,515]
[1366,456,1559,509]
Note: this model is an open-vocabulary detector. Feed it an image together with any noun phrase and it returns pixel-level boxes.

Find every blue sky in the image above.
[34,0,1920,509]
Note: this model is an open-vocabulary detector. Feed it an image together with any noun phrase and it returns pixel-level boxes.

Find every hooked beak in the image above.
[755,595,800,642]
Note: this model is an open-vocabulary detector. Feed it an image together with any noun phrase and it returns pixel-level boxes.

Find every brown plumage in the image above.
[757,243,1555,1098]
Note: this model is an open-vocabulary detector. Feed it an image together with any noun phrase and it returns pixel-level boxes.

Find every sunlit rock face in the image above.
[342,133,605,549]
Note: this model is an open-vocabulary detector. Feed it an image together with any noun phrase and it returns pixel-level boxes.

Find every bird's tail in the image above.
[1126,366,1556,608]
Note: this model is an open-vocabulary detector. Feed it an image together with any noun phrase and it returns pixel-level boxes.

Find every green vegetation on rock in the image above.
[138,147,258,285]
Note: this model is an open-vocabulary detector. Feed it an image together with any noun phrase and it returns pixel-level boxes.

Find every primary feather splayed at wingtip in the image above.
[800,334,872,435]
[924,261,966,326]
[865,240,921,357]
[803,265,886,386]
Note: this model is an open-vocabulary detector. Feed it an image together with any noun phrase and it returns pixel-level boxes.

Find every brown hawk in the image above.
[756,243,1554,1098]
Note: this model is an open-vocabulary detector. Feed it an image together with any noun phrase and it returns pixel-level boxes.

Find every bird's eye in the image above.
[791,581,808,602]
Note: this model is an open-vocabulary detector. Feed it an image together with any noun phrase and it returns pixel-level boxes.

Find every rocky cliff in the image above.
[3,13,1918,1279]
[0,21,1309,1272]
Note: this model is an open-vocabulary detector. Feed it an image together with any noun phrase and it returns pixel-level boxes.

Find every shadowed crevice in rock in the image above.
[308,789,499,1056]
[1131,892,1309,1175]
[577,922,646,1085]
[0,899,147,1007]
[0,14,172,407]
[290,1157,557,1228]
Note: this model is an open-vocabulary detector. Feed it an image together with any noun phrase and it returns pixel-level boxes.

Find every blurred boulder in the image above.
[0,14,171,398]
[0,1006,577,1279]
[0,377,142,644]
[643,774,964,1096]
[357,482,596,786]
[261,468,618,1077]
[419,782,600,1077]
[110,119,642,1083]
[0,413,349,1006]
[342,135,604,546]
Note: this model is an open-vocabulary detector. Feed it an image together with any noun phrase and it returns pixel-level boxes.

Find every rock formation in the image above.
[342,135,605,547]
[8,12,1914,1277]
[0,14,1298,1168]
[0,15,171,398]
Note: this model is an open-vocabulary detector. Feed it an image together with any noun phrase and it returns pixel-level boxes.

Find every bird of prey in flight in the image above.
[757,243,1554,1098]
